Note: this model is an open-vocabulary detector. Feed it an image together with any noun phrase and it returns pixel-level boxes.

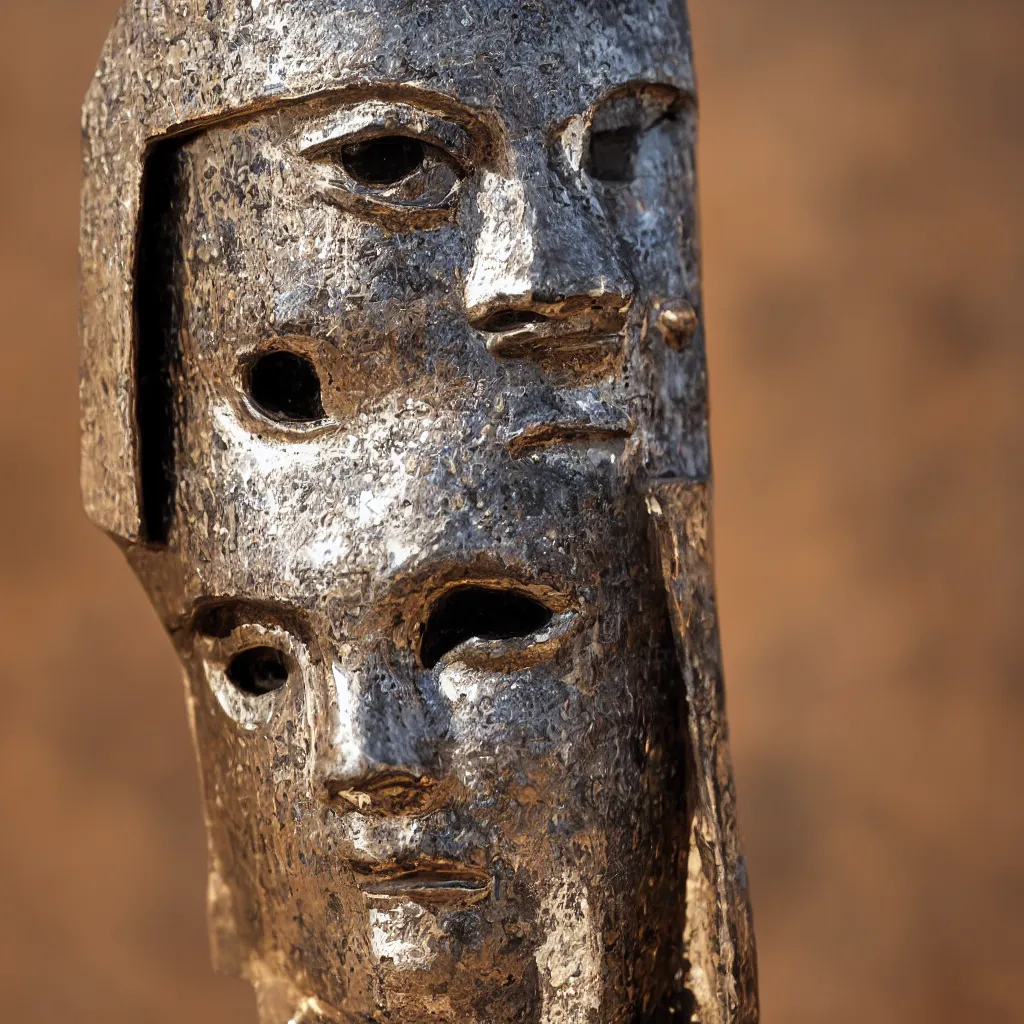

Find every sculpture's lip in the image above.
[506,419,635,457]
[485,330,622,360]
[502,391,636,458]
[352,862,492,907]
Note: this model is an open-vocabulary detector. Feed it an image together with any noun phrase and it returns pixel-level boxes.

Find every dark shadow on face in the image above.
[135,138,188,546]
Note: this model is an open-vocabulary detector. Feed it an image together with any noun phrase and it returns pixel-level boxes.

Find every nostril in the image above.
[474,309,549,333]
[420,585,553,669]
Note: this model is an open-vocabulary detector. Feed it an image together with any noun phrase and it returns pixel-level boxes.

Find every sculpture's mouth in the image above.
[353,862,492,907]
[476,302,627,360]
[485,329,623,360]
[500,389,636,458]
[505,418,635,457]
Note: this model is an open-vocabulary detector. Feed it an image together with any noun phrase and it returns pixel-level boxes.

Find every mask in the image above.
[80,3,757,1022]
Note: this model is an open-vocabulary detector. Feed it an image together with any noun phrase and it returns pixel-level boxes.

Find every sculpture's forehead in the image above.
[147,0,693,131]
[309,0,692,105]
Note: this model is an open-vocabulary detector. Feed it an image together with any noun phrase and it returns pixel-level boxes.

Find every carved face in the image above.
[133,3,704,1021]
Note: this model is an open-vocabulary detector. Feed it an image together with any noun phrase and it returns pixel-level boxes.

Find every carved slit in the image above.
[134,140,183,546]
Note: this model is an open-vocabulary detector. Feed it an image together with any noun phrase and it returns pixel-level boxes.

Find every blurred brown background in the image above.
[1,1,1021,1021]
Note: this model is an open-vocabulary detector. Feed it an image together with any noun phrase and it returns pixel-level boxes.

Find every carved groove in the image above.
[134,140,183,545]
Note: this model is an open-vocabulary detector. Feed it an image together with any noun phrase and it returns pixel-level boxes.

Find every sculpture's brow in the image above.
[298,100,475,163]
[593,80,695,113]
[187,597,313,641]
[153,84,493,149]
[303,85,493,141]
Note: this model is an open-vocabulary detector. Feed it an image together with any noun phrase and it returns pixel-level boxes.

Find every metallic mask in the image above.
[80,2,757,1022]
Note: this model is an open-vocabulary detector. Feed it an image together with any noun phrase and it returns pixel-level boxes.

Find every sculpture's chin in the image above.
[249,884,618,1024]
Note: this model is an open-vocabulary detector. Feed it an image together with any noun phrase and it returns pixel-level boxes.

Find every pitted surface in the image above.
[81,2,756,1022]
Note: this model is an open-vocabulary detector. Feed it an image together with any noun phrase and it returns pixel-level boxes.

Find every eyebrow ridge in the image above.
[300,83,497,154]
[589,79,696,117]
[148,82,498,155]
[186,596,314,642]
[297,100,476,163]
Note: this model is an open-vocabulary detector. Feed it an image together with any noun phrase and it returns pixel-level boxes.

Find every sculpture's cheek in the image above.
[177,122,469,359]
[171,392,644,618]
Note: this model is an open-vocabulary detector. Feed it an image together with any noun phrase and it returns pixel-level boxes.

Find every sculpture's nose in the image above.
[321,650,446,815]
[463,142,633,344]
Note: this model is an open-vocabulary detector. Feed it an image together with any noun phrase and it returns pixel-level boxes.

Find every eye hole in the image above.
[588,127,640,183]
[342,136,425,186]
[226,646,291,696]
[247,350,325,423]
[421,586,554,669]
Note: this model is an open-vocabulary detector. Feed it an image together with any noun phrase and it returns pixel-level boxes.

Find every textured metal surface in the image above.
[80,2,757,1021]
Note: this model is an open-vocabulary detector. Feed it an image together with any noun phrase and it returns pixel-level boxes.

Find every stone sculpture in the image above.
[80,2,758,1021]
